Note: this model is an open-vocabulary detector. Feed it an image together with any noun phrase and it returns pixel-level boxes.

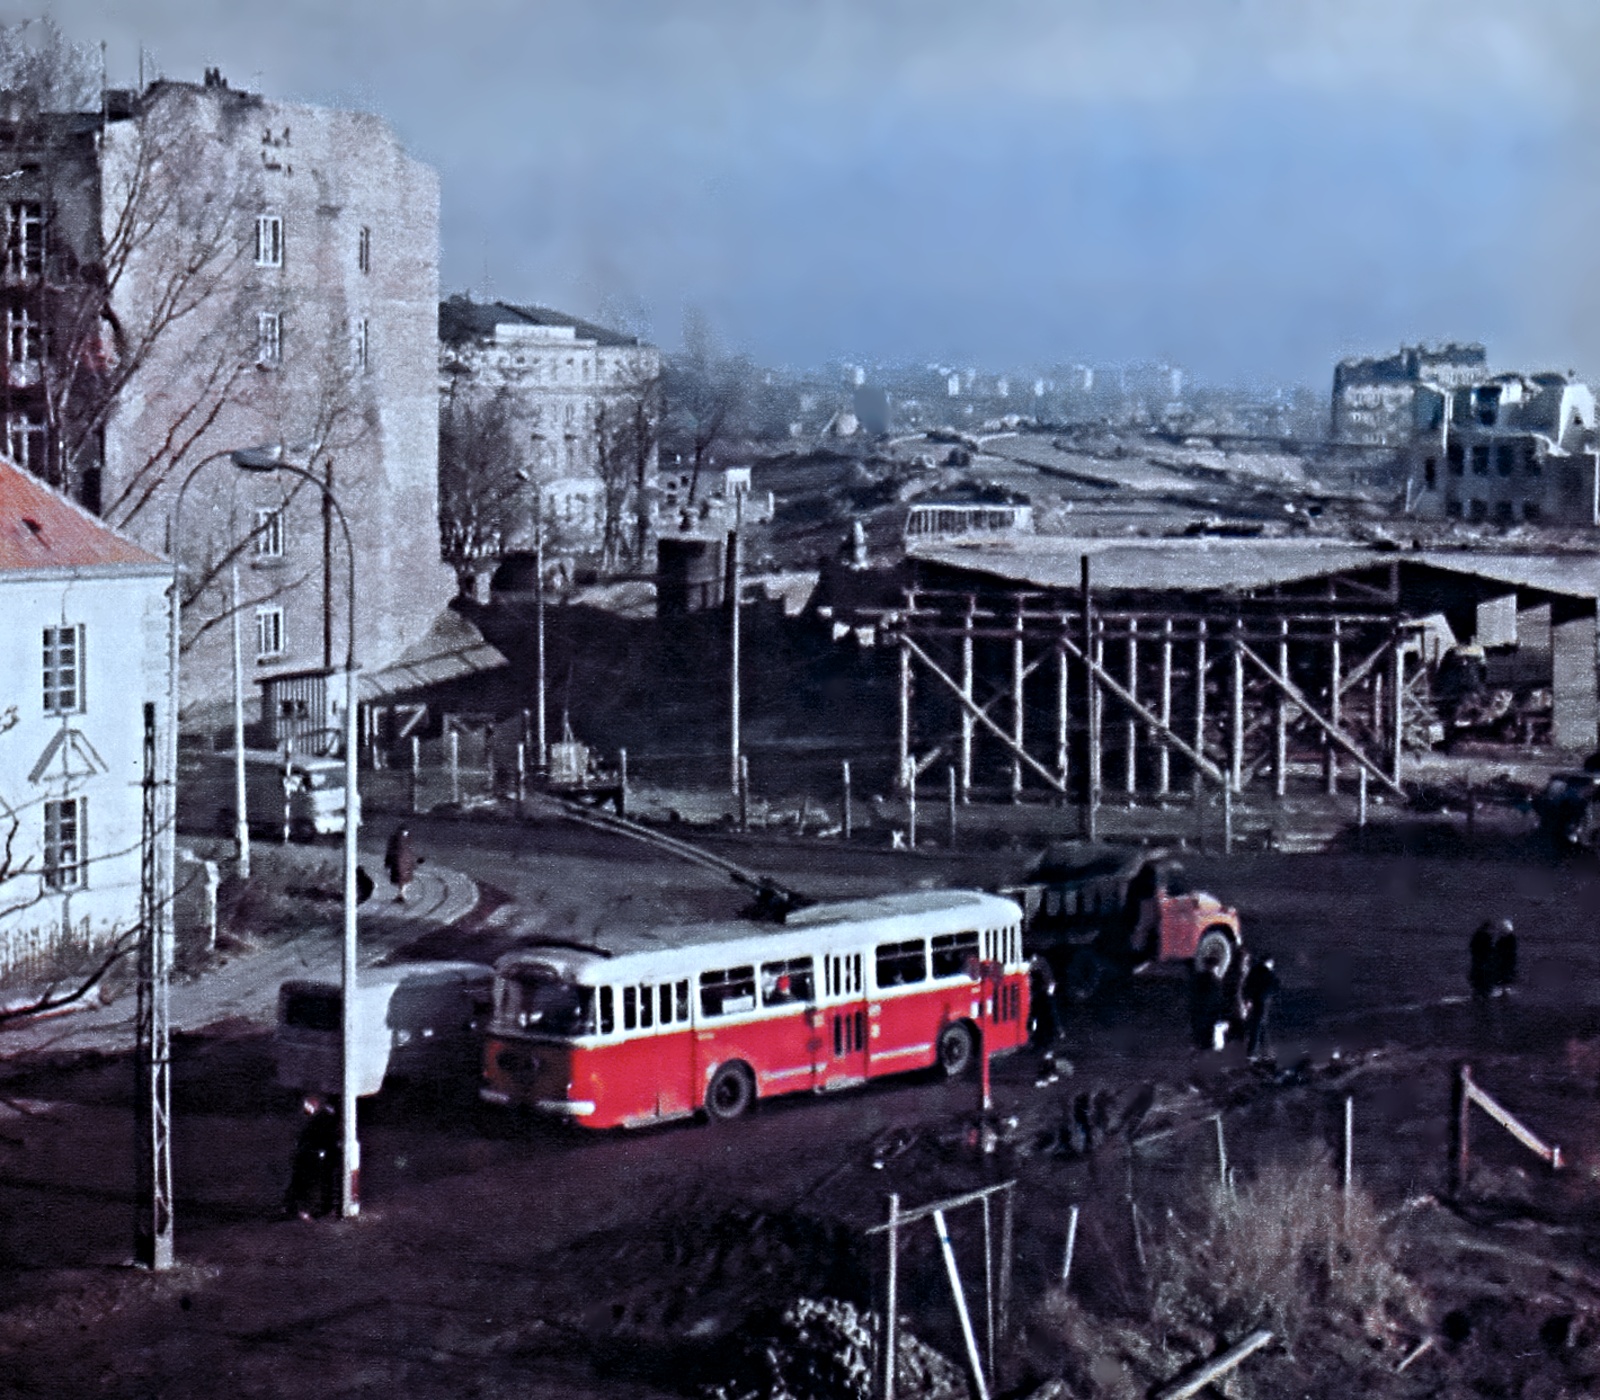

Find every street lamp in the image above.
[231,441,361,1219]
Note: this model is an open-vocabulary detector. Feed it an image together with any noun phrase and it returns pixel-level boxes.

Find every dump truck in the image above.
[1000,842,1244,1004]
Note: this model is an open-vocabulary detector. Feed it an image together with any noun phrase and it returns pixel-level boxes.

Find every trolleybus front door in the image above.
[821,951,868,1088]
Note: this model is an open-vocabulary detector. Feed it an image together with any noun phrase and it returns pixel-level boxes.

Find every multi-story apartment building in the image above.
[1332,342,1487,445]
[0,458,172,976]
[1407,372,1600,527]
[0,70,453,717]
[438,296,661,568]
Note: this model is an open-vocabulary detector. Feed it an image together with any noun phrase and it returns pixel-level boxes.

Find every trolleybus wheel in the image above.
[936,1022,975,1078]
[1194,925,1236,979]
[705,1061,755,1121]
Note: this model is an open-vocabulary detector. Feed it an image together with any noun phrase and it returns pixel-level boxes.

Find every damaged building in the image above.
[1331,342,1487,446]
[1407,372,1600,527]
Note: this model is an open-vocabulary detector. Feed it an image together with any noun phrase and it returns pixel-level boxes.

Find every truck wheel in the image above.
[936,1022,975,1078]
[704,1061,755,1121]
[1195,926,1236,978]
[1063,948,1108,1003]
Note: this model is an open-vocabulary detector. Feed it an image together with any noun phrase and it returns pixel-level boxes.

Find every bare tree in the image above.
[438,378,525,586]
[593,354,662,571]
[664,308,749,505]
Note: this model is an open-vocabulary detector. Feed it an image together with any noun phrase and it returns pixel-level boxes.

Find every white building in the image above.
[0,459,173,979]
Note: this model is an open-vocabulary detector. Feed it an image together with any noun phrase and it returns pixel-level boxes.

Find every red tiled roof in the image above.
[0,459,165,571]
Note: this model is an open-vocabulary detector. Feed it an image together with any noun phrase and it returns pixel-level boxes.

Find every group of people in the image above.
[1469,917,1518,999]
[1190,949,1279,1061]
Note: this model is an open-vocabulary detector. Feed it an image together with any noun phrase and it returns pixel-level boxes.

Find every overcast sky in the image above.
[23,0,1600,384]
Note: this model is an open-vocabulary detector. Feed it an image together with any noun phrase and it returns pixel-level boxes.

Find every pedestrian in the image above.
[1241,955,1279,1061]
[384,823,417,903]
[1189,963,1224,1051]
[284,1095,340,1219]
[1492,920,1518,996]
[1222,949,1251,1048]
[1469,920,1497,999]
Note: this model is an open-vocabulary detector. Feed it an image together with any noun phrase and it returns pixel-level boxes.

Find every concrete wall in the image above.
[1550,602,1597,752]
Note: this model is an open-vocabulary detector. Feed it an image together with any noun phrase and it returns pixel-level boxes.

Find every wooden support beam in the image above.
[898,634,911,793]
[1125,618,1139,796]
[1193,618,1208,797]
[897,633,1069,794]
[1230,619,1245,793]
[1056,627,1069,792]
[1090,618,1105,819]
[1159,618,1173,797]
[913,650,1049,781]
[1390,627,1405,787]
[1011,608,1025,801]
[960,602,974,802]
[1236,639,1405,796]
[1057,632,1227,785]
[1326,616,1342,795]
[1275,617,1289,798]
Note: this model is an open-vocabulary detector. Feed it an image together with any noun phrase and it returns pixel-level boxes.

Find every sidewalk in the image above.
[0,849,480,1060]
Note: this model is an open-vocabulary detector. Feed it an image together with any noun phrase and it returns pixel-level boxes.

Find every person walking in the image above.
[1241,955,1280,1061]
[384,823,417,903]
[284,1095,340,1219]
[1222,949,1251,1048]
[1469,920,1497,999]
[1492,920,1518,996]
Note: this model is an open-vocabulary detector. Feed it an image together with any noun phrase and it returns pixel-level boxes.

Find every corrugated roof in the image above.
[0,460,165,573]
[439,294,645,349]
[911,536,1600,600]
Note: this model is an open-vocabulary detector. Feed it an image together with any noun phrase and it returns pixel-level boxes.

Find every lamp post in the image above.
[231,442,360,1218]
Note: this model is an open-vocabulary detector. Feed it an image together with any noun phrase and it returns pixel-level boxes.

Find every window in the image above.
[699,965,756,1017]
[1471,444,1490,476]
[1495,443,1515,478]
[357,224,371,274]
[6,306,41,380]
[1523,442,1541,476]
[1522,501,1542,524]
[352,317,368,372]
[1494,500,1514,526]
[257,312,281,366]
[1467,499,1488,524]
[1423,456,1436,491]
[931,931,981,979]
[1447,441,1464,475]
[875,939,926,988]
[42,624,83,713]
[598,986,614,1034]
[255,214,283,267]
[1445,499,1463,519]
[43,797,84,889]
[5,200,42,278]
[5,408,45,471]
[255,605,284,659]
[760,957,814,1007]
[253,507,284,558]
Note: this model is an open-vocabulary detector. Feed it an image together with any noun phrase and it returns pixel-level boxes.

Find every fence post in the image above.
[410,735,420,815]
[843,760,853,841]
[1358,767,1368,829]
[932,1207,990,1400]
[449,729,460,807]
[1223,781,1234,855]
[1450,1062,1470,1198]
[738,753,750,833]
[1342,1095,1354,1216]
[516,742,526,816]
[882,1193,900,1400]
[1214,1114,1228,1189]
[619,747,628,818]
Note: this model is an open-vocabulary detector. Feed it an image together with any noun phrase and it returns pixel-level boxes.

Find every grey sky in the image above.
[26,0,1600,382]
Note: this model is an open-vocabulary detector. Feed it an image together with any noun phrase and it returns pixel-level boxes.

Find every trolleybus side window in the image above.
[599,985,614,1035]
[824,952,863,998]
[931,931,981,979]
[639,983,654,1029]
[875,939,926,988]
[700,966,756,1017]
[760,956,814,1007]
[623,985,637,1031]
[675,979,689,1021]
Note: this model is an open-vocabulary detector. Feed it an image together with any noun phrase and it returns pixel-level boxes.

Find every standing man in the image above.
[384,823,417,903]
[1468,920,1497,999]
[1241,955,1279,1061]
[1491,919,1518,996]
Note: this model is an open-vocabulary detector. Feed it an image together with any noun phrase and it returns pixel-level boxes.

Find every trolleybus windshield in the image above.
[499,966,596,1037]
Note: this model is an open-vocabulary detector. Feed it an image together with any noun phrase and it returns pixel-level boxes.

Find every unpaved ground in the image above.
[3,830,1600,1397]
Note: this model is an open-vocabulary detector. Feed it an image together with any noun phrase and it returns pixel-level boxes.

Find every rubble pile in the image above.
[702,1297,964,1400]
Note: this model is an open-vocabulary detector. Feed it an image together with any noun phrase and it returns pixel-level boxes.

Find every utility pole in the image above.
[535,494,547,769]
[135,700,173,1269]
[322,457,335,671]
[728,497,743,794]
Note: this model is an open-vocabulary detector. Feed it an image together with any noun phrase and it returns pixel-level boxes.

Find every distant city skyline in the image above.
[29,0,1600,385]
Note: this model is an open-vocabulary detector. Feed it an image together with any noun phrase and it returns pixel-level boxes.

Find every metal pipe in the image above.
[932,1208,990,1400]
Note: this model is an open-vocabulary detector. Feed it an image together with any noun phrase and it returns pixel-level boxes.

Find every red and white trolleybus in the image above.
[480,889,1029,1129]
